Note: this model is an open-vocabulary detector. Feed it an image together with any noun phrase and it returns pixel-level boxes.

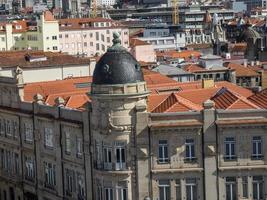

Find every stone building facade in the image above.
[0,35,266,200]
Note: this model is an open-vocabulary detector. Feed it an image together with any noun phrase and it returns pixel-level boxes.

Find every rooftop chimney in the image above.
[202,79,214,89]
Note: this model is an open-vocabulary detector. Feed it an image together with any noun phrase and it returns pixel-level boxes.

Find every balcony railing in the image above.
[115,163,126,171]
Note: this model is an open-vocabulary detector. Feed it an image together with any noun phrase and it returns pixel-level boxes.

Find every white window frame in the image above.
[44,162,56,187]
[44,127,53,148]
[65,132,71,154]
[224,137,236,160]
[115,145,126,170]
[158,180,170,200]
[158,140,169,164]
[252,136,263,159]
[185,139,196,160]
[24,123,33,143]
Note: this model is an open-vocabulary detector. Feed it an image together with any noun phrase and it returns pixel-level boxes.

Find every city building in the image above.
[0,50,96,83]
[0,34,267,200]
[152,64,195,82]
[58,17,129,56]
[235,0,267,12]
[0,11,59,52]
[182,54,236,82]
[129,38,156,63]
[225,62,261,88]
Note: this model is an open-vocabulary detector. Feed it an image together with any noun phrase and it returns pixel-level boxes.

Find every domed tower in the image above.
[90,33,149,200]
[241,20,262,61]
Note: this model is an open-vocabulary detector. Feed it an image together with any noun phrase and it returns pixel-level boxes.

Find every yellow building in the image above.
[0,11,59,52]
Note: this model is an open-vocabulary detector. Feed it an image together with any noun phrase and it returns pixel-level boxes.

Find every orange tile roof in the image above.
[24,76,92,102]
[58,17,123,31]
[22,70,262,112]
[130,38,150,47]
[225,62,260,77]
[248,89,267,108]
[231,43,247,52]
[0,51,91,68]
[43,10,56,21]
[156,50,201,60]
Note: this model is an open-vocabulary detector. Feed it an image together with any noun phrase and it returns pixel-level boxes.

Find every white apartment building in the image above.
[58,18,129,56]
[97,0,116,7]
[0,11,59,52]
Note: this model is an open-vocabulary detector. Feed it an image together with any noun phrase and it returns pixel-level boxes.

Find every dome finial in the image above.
[112,32,121,47]
[107,32,125,52]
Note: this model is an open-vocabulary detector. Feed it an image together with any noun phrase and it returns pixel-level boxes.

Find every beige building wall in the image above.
[131,44,156,63]
[0,67,266,200]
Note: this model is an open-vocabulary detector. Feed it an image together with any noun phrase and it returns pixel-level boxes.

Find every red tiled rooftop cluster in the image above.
[22,69,266,112]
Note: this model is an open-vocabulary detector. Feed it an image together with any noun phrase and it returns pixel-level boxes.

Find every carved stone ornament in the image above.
[107,112,130,133]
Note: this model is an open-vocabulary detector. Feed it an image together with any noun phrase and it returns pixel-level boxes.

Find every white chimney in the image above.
[243,60,247,67]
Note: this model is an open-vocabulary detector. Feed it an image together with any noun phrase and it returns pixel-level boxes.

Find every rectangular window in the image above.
[77,173,85,199]
[59,34,62,38]
[253,176,263,200]
[5,120,12,137]
[65,34,69,38]
[186,178,197,200]
[103,146,112,170]
[116,183,127,200]
[52,36,57,40]
[105,188,113,200]
[44,128,53,149]
[53,46,58,50]
[96,32,99,40]
[24,123,33,143]
[96,183,103,200]
[25,156,34,181]
[66,169,74,195]
[176,179,181,200]
[84,42,87,47]
[225,177,237,200]
[96,43,100,51]
[185,139,196,161]
[158,140,169,164]
[65,132,71,154]
[242,176,248,198]
[44,162,56,188]
[27,35,38,41]
[101,34,105,42]
[76,137,82,157]
[224,137,236,160]
[115,143,126,170]
[252,136,263,159]
[159,180,170,200]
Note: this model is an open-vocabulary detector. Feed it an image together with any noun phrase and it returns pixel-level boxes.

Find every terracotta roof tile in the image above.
[22,70,262,112]
[156,50,201,60]
[130,38,150,47]
[231,43,247,52]
[248,89,267,108]
[225,62,260,77]
[0,51,91,68]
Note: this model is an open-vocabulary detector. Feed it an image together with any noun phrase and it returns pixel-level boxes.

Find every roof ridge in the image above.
[152,93,178,113]
[225,88,260,109]
[175,93,202,111]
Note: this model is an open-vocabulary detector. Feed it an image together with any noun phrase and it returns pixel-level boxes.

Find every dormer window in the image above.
[15,25,22,30]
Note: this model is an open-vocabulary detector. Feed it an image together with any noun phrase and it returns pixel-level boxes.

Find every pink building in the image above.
[58,18,129,56]
[130,38,156,63]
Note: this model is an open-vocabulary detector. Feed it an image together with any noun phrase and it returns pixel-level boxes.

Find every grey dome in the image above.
[92,33,144,85]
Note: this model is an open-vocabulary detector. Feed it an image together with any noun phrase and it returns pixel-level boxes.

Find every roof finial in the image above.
[112,32,121,47]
